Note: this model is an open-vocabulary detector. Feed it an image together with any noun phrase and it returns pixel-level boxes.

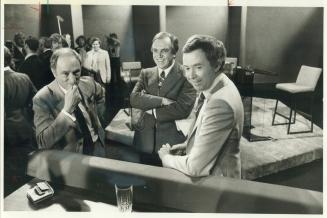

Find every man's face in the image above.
[183,49,217,92]
[152,37,175,70]
[92,40,100,51]
[52,39,63,51]
[53,54,81,90]
[16,36,25,47]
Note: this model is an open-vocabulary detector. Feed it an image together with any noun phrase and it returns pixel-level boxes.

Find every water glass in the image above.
[115,184,133,212]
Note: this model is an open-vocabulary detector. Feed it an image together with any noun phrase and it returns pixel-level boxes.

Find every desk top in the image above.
[4,178,119,212]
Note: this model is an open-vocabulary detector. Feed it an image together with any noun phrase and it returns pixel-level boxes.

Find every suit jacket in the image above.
[39,49,55,84]
[84,49,111,83]
[130,62,196,153]
[18,54,50,90]
[4,67,37,152]
[12,45,26,70]
[162,74,244,178]
[33,76,105,153]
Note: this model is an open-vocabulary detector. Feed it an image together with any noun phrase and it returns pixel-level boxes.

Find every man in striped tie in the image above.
[130,32,196,166]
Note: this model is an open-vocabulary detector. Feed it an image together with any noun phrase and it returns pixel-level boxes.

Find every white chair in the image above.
[272,65,322,134]
[121,62,142,83]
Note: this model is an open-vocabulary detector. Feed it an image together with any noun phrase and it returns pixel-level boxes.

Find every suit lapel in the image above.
[159,63,182,97]
[147,68,160,95]
[47,80,65,112]
[187,74,227,142]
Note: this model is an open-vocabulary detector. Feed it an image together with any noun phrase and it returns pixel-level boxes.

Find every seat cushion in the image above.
[276,83,314,93]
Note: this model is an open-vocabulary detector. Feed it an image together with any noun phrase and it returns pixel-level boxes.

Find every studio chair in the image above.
[272,65,322,134]
[121,62,142,84]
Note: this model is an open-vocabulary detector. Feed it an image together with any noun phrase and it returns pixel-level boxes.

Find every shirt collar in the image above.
[43,48,51,53]
[4,66,11,71]
[202,73,224,99]
[25,53,37,60]
[158,60,175,78]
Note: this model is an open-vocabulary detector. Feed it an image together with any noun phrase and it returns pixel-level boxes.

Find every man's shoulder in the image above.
[33,81,57,101]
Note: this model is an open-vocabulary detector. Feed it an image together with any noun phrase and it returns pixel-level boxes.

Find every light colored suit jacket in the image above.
[84,49,111,83]
[130,62,196,153]
[162,74,244,178]
[33,76,105,153]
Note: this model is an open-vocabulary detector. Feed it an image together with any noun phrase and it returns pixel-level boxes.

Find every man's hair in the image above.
[13,32,25,44]
[183,34,226,71]
[50,33,63,43]
[40,36,52,49]
[4,46,12,67]
[90,37,101,45]
[50,48,81,74]
[75,35,86,45]
[152,32,179,55]
[25,36,39,52]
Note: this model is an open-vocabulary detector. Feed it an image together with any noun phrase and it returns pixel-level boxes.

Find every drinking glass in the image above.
[115,184,133,212]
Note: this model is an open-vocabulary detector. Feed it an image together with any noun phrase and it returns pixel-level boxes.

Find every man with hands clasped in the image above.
[130,32,196,166]
[33,48,107,157]
[158,35,244,178]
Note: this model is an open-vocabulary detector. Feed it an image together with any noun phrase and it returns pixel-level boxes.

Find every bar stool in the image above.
[272,65,322,134]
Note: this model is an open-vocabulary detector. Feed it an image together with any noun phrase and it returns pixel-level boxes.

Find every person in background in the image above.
[84,37,111,86]
[75,35,87,61]
[130,32,196,166]
[18,36,49,90]
[4,46,37,196]
[107,33,121,83]
[64,33,72,48]
[158,35,244,178]
[33,48,107,157]
[50,33,63,51]
[12,32,26,70]
[83,37,110,125]
[39,36,55,84]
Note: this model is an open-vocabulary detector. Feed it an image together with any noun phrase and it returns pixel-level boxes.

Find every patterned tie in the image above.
[158,71,165,89]
[75,106,93,155]
[194,93,205,118]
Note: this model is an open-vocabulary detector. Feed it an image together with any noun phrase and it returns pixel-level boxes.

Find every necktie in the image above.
[75,106,93,155]
[158,71,165,89]
[194,93,205,118]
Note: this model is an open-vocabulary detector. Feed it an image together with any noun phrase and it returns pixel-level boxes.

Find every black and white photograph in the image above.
[1,0,324,216]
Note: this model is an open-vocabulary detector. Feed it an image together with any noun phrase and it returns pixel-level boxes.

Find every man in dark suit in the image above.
[12,32,26,70]
[39,36,55,84]
[18,36,51,90]
[4,46,37,195]
[130,32,196,166]
[33,48,107,157]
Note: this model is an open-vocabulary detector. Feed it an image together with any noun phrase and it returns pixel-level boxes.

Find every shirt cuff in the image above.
[61,110,76,122]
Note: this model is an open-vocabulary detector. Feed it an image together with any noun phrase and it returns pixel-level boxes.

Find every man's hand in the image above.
[161,97,175,106]
[170,143,187,151]
[63,85,82,114]
[158,143,171,160]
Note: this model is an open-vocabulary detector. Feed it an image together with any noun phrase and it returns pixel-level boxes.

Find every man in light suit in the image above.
[130,32,196,166]
[33,48,107,157]
[84,37,111,85]
[158,35,244,178]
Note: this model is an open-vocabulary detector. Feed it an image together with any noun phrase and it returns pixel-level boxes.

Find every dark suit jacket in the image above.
[130,62,196,153]
[39,49,55,84]
[33,76,105,153]
[12,45,26,70]
[4,67,37,152]
[18,54,50,90]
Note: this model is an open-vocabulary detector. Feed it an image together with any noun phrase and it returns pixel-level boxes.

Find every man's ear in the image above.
[51,68,56,78]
